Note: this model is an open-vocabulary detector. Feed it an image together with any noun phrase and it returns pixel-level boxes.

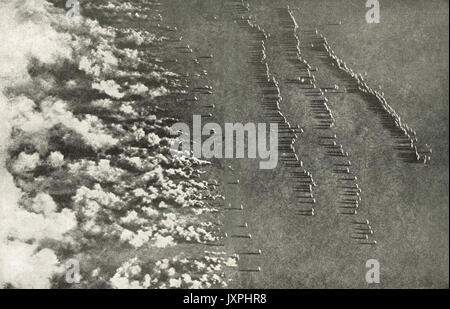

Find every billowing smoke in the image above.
[1,0,225,289]
[0,0,76,288]
[0,0,72,88]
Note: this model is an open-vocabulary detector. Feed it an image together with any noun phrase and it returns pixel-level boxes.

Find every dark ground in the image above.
[160,0,448,288]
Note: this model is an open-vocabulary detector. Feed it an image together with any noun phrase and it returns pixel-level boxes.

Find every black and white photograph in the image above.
[0,0,448,293]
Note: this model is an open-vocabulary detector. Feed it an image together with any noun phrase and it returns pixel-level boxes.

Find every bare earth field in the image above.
[161,0,449,288]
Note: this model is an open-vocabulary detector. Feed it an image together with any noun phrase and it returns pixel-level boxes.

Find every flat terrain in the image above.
[160,0,449,288]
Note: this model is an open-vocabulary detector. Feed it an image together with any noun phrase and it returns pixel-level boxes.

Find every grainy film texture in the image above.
[0,0,448,289]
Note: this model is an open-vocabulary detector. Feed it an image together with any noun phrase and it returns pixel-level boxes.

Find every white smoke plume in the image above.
[0,0,72,88]
[9,96,118,150]
[0,0,76,289]
[1,0,222,289]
